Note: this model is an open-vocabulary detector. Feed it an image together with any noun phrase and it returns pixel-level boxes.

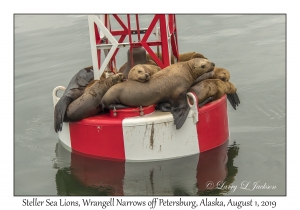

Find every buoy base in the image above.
[58,95,229,162]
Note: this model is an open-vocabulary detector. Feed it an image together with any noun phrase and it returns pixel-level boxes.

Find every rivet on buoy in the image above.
[113,107,117,117]
[139,106,144,116]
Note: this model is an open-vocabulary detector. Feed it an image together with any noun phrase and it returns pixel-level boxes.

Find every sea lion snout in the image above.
[211,62,215,67]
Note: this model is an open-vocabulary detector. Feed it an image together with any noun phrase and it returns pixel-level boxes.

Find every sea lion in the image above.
[178,52,207,62]
[146,52,207,64]
[54,66,94,132]
[128,64,161,82]
[118,47,158,79]
[101,58,215,129]
[159,67,239,111]
[66,73,125,121]
[212,67,230,82]
[189,79,240,109]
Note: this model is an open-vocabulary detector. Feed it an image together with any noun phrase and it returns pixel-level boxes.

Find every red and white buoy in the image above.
[53,15,229,161]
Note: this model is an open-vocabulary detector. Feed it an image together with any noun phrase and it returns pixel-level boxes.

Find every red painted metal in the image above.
[109,105,156,119]
[196,95,229,152]
[144,16,162,65]
[158,15,170,67]
[69,114,125,160]
[127,15,134,68]
[168,15,179,60]
[92,14,178,71]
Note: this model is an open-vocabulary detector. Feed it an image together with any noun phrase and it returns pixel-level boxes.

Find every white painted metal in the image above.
[58,122,72,151]
[99,15,106,39]
[52,86,66,107]
[88,15,99,80]
[123,154,199,195]
[122,110,199,162]
[88,15,118,80]
[187,92,199,124]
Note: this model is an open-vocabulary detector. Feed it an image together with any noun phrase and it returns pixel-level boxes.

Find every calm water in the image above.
[14,15,285,196]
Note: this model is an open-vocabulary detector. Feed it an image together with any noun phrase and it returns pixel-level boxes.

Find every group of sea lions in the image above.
[54,48,240,132]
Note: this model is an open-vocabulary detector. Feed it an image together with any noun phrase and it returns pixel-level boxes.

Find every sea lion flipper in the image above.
[227,94,236,110]
[233,92,240,105]
[227,93,240,110]
[171,105,190,130]
[157,102,172,112]
[54,96,72,132]
[170,93,191,130]
[198,96,214,107]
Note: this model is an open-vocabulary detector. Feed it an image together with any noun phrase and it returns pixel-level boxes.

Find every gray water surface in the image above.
[14,14,285,196]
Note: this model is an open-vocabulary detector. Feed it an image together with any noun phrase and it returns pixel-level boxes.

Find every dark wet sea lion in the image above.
[128,64,161,82]
[101,58,215,129]
[66,73,125,121]
[54,66,94,132]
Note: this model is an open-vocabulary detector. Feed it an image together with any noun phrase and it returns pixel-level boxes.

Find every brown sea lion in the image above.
[128,64,161,82]
[66,73,125,121]
[101,58,215,129]
[146,52,207,64]
[159,66,239,111]
[54,66,94,132]
[212,67,230,82]
[192,67,231,85]
[189,79,240,110]
[178,52,207,62]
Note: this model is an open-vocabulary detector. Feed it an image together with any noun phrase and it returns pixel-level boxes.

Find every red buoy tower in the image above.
[88,14,179,79]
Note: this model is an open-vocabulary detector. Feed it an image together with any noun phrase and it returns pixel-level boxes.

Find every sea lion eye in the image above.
[201,65,205,68]
[138,70,142,73]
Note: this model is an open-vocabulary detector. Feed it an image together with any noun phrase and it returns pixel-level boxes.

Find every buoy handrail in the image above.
[187,92,199,124]
[53,86,66,107]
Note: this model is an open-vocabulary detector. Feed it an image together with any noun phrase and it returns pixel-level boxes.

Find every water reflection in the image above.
[54,140,239,196]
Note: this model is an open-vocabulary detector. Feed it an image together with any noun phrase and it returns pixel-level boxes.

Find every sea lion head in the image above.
[213,67,230,82]
[128,64,151,83]
[76,68,94,87]
[187,58,215,80]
